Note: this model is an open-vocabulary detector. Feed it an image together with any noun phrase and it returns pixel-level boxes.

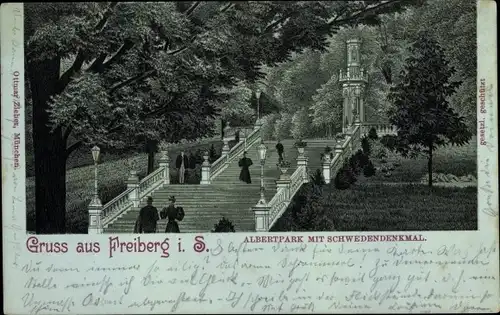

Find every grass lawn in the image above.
[26,139,223,233]
[272,136,477,232]
[369,137,477,183]
[322,183,477,231]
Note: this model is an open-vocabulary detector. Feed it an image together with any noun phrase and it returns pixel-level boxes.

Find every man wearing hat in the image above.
[160,196,184,233]
[135,196,159,233]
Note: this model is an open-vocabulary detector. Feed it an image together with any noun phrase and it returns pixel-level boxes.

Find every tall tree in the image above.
[384,33,471,187]
[26,1,419,233]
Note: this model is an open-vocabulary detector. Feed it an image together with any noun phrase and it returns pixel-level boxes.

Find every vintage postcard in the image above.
[2,1,498,313]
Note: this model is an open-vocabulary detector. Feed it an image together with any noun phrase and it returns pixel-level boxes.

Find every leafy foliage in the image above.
[211,217,235,233]
[310,169,326,187]
[361,136,371,155]
[386,33,471,186]
[363,160,376,177]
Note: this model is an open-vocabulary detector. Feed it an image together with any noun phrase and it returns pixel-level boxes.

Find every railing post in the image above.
[200,151,211,185]
[296,149,309,183]
[322,154,332,184]
[88,201,103,234]
[252,205,271,232]
[276,178,291,202]
[158,145,170,185]
[127,168,140,207]
[222,139,230,157]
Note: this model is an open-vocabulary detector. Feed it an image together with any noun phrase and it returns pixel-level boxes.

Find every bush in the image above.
[363,161,376,177]
[368,127,378,140]
[334,164,356,190]
[361,136,371,156]
[211,217,236,232]
[208,144,218,163]
[310,169,326,187]
[294,140,307,148]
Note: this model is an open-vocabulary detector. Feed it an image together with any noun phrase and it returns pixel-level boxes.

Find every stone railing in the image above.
[362,122,397,136]
[210,127,261,181]
[101,188,134,228]
[92,154,171,233]
[267,165,307,229]
[223,126,255,141]
[321,123,361,184]
[138,167,165,199]
[252,147,309,232]
[339,68,368,83]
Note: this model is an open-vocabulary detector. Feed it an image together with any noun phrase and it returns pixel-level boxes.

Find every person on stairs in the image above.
[134,196,159,233]
[238,151,253,184]
[176,150,189,184]
[160,196,185,233]
[276,139,284,164]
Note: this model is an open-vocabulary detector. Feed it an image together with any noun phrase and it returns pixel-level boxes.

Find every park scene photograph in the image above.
[25,0,477,234]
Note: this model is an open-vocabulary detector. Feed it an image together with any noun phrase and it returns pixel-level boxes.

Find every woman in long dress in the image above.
[238,151,253,184]
[160,196,184,233]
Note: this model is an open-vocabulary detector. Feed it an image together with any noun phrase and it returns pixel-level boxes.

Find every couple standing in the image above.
[134,196,185,233]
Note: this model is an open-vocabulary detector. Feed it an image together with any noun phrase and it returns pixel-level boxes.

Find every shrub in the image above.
[310,169,326,187]
[277,160,291,168]
[335,164,356,190]
[208,144,218,163]
[361,136,371,156]
[294,140,307,148]
[368,127,378,140]
[211,217,236,232]
[363,161,376,177]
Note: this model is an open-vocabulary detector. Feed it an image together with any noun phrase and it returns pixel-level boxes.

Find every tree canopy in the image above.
[383,33,471,186]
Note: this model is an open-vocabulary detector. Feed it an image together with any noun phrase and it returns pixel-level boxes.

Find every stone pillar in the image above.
[252,205,270,232]
[158,144,170,185]
[88,201,103,234]
[200,151,211,185]
[296,154,309,183]
[222,139,230,156]
[127,168,140,207]
[322,154,332,184]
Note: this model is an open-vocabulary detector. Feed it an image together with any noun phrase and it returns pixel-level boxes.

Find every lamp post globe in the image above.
[91,145,100,164]
[258,141,267,163]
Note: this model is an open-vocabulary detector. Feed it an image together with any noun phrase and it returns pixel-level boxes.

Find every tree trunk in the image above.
[428,144,433,187]
[29,58,68,234]
[146,139,158,174]
[221,118,226,140]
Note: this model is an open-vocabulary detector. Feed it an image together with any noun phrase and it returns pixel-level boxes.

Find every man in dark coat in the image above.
[276,140,284,164]
[134,196,159,233]
[238,151,253,184]
[175,150,189,184]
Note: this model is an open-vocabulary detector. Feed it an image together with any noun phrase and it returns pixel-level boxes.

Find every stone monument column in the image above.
[339,39,368,130]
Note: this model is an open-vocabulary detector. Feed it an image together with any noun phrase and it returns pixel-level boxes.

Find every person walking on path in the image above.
[160,196,185,233]
[276,140,284,164]
[134,196,159,233]
[238,151,253,184]
[176,150,189,184]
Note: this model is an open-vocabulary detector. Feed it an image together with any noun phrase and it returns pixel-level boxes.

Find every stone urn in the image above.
[202,151,210,166]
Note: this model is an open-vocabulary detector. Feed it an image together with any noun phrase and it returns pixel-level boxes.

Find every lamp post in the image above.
[256,141,267,206]
[90,145,102,206]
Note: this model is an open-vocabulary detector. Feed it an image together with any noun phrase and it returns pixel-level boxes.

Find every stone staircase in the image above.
[104,139,338,233]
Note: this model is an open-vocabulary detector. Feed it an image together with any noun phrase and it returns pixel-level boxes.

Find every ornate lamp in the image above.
[90,145,102,206]
[256,141,268,206]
